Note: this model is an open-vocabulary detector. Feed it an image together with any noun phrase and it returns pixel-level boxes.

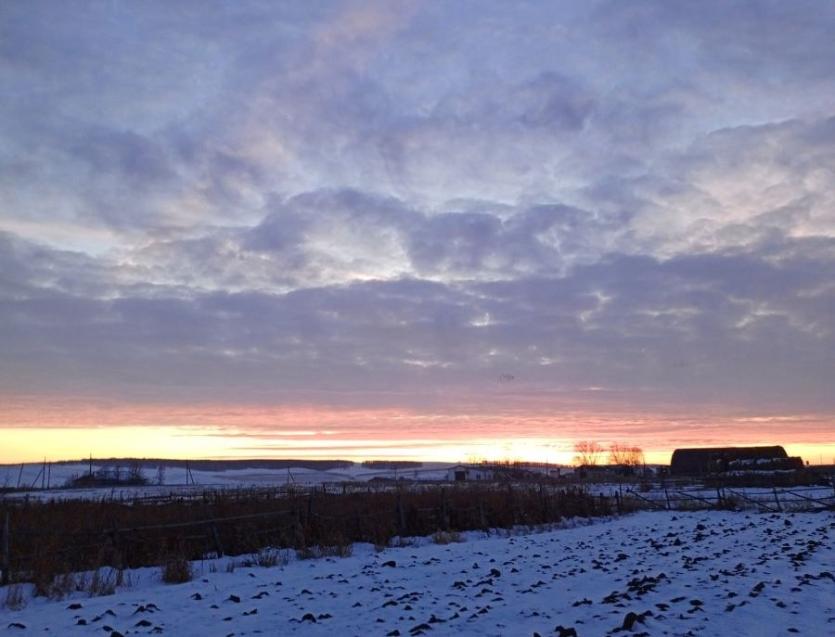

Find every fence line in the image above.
[620,484,834,513]
[2,479,832,590]
[0,483,612,588]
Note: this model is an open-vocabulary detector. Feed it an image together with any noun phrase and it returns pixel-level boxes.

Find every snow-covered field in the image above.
[3,511,833,635]
[0,462,460,498]
[0,462,461,502]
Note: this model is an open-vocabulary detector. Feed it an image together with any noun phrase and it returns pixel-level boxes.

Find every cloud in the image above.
[4,1,834,244]
[1,222,832,416]
[586,116,835,258]
[593,1,835,84]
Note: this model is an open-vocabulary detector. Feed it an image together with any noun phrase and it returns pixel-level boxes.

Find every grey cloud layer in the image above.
[2,227,832,413]
[1,1,834,419]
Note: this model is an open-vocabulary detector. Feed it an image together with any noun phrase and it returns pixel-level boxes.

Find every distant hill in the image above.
[49,458,355,471]
[361,460,423,469]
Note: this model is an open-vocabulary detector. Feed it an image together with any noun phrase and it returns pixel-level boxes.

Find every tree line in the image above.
[573,441,644,467]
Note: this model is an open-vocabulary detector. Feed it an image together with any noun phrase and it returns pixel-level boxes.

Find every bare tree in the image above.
[608,443,644,466]
[573,440,604,466]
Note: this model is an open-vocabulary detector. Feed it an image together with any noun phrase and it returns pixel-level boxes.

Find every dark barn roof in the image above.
[670,446,788,476]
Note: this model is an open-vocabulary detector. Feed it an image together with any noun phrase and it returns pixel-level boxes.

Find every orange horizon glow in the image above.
[1,397,833,466]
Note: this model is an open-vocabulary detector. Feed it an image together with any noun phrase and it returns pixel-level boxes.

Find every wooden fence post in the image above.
[111,528,124,569]
[773,488,782,512]
[440,488,449,530]
[353,507,362,541]
[307,493,314,527]
[294,502,304,548]
[396,492,406,535]
[210,523,224,557]
[1,511,10,586]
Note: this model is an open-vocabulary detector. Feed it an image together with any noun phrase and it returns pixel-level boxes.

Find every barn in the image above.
[670,445,798,476]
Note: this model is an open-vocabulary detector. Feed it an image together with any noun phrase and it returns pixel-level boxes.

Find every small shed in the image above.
[446,464,495,482]
[670,446,791,476]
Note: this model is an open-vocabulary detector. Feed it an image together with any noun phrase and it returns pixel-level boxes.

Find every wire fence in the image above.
[623,484,835,513]
[0,483,613,590]
[2,477,832,593]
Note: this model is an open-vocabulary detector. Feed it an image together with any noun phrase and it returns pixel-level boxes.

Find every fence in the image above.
[623,484,835,513]
[3,478,831,592]
[0,483,612,590]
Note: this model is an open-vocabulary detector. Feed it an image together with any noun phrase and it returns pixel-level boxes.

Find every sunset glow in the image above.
[1,399,832,466]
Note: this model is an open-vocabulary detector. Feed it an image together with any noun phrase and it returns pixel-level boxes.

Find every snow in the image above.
[3,511,833,635]
[0,462,460,501]
[586,483,835,512]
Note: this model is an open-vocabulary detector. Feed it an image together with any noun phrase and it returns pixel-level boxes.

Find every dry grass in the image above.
[2,584,26,610]
[85,566,124,596]
[252,548,287,568]
[234,547,289,569]
[1,484,609,586]
[161,557,192,584]
[297,542,353,560]
[432,530,463,544]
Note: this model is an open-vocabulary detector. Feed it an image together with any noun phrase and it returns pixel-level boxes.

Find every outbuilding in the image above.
[670,445,800,476]
[446,464,495,482]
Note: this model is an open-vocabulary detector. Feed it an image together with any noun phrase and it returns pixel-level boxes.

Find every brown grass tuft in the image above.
[161,557,192,584]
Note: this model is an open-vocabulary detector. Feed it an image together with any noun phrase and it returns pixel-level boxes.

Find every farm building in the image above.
[670,446,803,476]
[445,463,563,482]
[446,464,496,482]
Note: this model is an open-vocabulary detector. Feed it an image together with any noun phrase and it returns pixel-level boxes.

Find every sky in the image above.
[1,1,834,465]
